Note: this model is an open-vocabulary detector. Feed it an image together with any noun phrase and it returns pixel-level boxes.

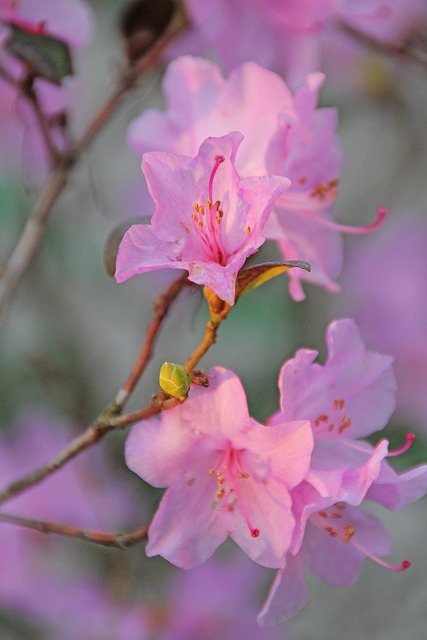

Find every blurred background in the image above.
[1,0,427,638]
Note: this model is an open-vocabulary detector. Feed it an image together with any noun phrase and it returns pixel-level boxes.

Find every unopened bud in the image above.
[159,362,191,398]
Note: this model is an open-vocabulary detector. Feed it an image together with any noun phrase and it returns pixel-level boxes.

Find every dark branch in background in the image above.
[340,20,427,71]
[0,512,149,548]
[114,273,190,408]
[0,274,189,506]
[0,21,185,319]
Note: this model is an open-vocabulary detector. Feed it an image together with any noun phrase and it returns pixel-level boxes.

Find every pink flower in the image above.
[0,0,93,49]
[128,56,385,300]
[125,367,313,569]
[157,554,289,639]
[0,410,136,608]
[257,318,427,624]
[175,0,427,87]
[116,132,290,305]
[259,452,427,625]
[339,214,427,430]
[272,318,396,504]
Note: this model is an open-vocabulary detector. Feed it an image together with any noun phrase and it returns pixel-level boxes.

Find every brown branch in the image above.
[114,273,189,408]
[0,266,188,506]
[26,81,61,167]
[0,512,149,548]
[184,319,219,372]
[0,24,185,319]
[340,20,427,72]
[0,164,70,318]
[73,27,180,155]
[0,391,184,508]
[184,293,232,372]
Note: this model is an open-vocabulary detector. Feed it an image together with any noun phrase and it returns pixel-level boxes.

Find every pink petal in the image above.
[257,555,309,625]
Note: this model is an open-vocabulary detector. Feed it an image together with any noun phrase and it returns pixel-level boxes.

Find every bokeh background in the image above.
[1,1,427,638]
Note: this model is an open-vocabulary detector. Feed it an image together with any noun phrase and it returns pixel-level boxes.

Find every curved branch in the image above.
[0,512,149,548]
[0,25,184,318]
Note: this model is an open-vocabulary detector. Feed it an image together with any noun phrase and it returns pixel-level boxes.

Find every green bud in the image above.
[159,362,191,398]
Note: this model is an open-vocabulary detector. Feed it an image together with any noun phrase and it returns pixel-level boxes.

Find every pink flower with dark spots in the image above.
[128,57,385,300]
[174,0,427,87]
[125,367,313,569]
[116,132,290,305]
[258,487,414,625]
[257,318,427,625]
[270,318,396,506]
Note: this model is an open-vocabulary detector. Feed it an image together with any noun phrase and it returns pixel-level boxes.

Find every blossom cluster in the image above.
[126,320,427,623]
[1,0,427,637]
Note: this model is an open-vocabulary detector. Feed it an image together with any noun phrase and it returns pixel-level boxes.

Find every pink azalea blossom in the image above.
[157,554,289,639]
[339,214,427,430]
[175,0,427,87]
[125,367,313,569]
[0,410,135,608]
[259,450,427,625]
[272,318,397,506]
[128,56,385,300]
[257,318,427,624]
[116,132,290,305]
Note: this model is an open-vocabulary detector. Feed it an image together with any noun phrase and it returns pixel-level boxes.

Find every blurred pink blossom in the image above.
[339,215,427,431]
[125,367,313,569]
[155,554,289,639]
[0,0,93,175]
[116,132,290,305]
[0,410,135,607]
[258,318,427,624]
[270,319,396,506]
[128,56,385,300]
[175,0,427,87]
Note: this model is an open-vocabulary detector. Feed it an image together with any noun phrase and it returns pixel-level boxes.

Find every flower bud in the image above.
[159,362,191,398]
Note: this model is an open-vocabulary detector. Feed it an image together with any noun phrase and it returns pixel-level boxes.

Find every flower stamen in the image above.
[208,446,260,538]
[387,433,416,457]
[192,155,228,265]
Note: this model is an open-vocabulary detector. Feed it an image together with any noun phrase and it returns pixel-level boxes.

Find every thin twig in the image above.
[0,512,149,548]
[0,165,70,318]
[0,266,188,506]
[340,20,427,72]
[0,394,184,507]
[0,25,184,319]
[115,273,189,408]
[26,81,61,166]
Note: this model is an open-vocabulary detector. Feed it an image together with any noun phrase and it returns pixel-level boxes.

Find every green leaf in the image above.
[236,260,311,298]
[5,23,73,85]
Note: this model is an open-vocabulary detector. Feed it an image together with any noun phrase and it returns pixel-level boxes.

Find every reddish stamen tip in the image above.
[401,560,411,570]
[208,155,225,203]
[251,528,260,538]
[387,433,416,457]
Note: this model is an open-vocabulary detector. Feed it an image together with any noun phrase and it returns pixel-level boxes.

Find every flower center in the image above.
[312,502,410,572]
[208,445,260,538]
[313,398,352,437]
[191,154,229,266]
[309,178,339,201]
